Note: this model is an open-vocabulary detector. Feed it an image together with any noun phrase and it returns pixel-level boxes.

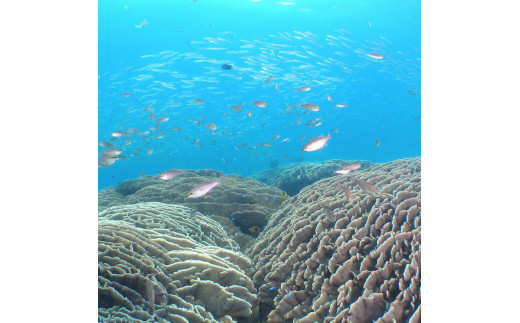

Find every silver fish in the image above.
[145,279,155,316]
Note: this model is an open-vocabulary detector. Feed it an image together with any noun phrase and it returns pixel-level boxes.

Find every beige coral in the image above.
[98,202,258,322]
[98,170,284,250]
[247,157,421,322]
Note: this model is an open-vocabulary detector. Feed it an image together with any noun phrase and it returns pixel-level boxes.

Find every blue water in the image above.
[99,0,420,190]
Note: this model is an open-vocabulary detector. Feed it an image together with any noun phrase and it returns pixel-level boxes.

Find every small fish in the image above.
[251,101,267,108]
[330,129,339,133]
[186,179,221,198]
[275,83,278,91]
[264,76,275,83]
[299,103,320,112]
[327,95,333,102]
[221,63,233,70]
[139,171,145,177]
[337,183,353,202]
[98,156,117,167]
[376,138,380,146]
[230,105,242,112]
[135,19,147,29]
[319,203,335,221]
[301,134,331,152]
[120,93,131,97]
[101,148,123,156]
[159,169,183,180]
[156,116,169,122]
[295,86,311,92]
[366,52,383,59]
[115,155,127,160]
[246,111,252,117]
[99,141,113,148]
[146,149,153,156]
[204,123,217,131]
[408,90,416,95]
[171,127,183,131]
[311,121,322,127]
[128,128,139,134]
[111,131,127,137]
[260,142,271,147]
[149,111,154,121]
[334,162,362,174]
[145,279,155,316]
[281,191,287,199]
[192,99,205,104]
[248,226,261,234]
[352,177,385,198]
[192,138,200,144]
[335,104,348,108]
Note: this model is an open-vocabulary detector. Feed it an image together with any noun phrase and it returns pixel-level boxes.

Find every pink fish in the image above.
[159,169,183,180]
[366,52,383,59]
[301,134,331,152]
[186,179,221,198]
[334,162,362,174]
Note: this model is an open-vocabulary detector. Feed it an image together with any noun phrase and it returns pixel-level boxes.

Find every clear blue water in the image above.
[98,0,420,190]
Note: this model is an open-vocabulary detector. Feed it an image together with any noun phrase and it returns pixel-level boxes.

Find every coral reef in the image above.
[98,202,258,322]
[251,159,374,196]
[98,170,286,249]
[247,157,421,322]
[98,187,126,212]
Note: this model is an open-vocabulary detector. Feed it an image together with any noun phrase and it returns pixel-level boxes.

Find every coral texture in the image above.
[251,160,374,196]
[247,157,421,322]
[98,202,258,322]
[99,170,283,220]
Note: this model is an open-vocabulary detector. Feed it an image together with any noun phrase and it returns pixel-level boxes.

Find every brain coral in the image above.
[247,157,421,322]
[251,160,374,196]
[98,202,258,322]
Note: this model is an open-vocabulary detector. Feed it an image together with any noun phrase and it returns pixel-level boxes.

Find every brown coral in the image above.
[98,202,258,322]
[251,160,374,196]
[247,157,421,322]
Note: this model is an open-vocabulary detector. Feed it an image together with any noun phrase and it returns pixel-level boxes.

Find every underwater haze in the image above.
[98,0,420,189]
